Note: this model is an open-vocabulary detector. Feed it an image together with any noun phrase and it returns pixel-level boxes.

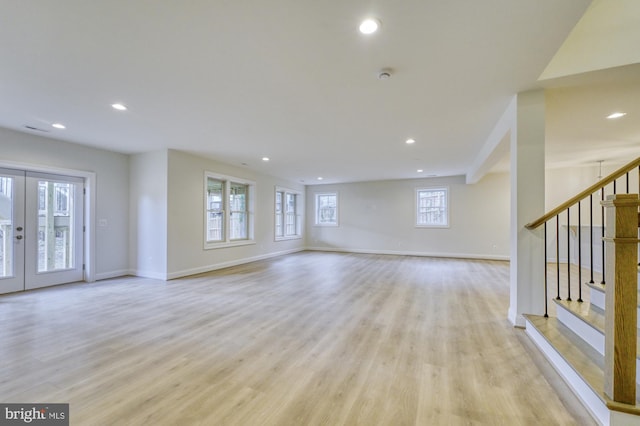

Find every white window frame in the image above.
[415,187,449,228]
[274,186,303,241]
[204,172,256,249]
[314,192,339,226]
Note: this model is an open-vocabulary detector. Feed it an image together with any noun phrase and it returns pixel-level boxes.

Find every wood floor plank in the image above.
[0,252,594,425]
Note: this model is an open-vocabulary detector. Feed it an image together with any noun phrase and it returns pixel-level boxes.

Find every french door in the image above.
[0,168,84,294]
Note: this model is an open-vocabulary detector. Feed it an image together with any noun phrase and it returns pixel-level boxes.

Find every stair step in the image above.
[524,314,640,424]
[584,283,640,328]
[555,299,640,359]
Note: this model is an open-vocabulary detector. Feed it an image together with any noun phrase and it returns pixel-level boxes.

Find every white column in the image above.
[508,90,546,327]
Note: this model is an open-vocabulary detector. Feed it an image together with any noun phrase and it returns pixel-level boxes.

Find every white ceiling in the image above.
[4,0,630,185]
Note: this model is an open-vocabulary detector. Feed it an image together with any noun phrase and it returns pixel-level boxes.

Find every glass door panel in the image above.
[0,168,25,294]
[24,172,84,290]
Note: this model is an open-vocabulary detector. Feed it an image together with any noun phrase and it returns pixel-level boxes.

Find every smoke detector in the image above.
[378,68,393,80]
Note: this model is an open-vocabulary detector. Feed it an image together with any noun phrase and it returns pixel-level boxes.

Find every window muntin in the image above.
[315,193,338,226]
[416,187,449,227]
[204,173,255,248]
[275,187,302,240]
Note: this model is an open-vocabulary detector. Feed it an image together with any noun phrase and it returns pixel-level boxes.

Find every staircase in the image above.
[525,284,640,425]
[522,158,640,426]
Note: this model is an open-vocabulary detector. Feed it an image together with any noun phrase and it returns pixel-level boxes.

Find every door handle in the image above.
[16,235,23,240]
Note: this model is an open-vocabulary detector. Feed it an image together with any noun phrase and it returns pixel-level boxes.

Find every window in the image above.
[204,172,255,249]
[229,182,248,240]
[275,187,302,240]
[315,192,338,226]
[416,187,449,227]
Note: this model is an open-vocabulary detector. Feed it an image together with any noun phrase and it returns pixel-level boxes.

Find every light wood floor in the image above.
[0,252,595,425]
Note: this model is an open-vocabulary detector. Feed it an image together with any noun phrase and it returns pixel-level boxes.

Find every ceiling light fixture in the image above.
[359,18,380,34]
[52,123,66,129]
[112,103,127,111]
[317,177,324,181]
[417,169,423,173]
[406,138,415,144]
[606,112,626,119]
[262,157,270,162]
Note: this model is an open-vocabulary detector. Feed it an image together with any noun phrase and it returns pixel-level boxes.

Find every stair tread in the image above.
[554,299,640,358]
[585,265,640,300]
[525,314,640,412]
[587,281,640,303]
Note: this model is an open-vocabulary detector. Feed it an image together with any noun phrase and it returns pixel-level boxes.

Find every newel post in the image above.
[602,193,639,404]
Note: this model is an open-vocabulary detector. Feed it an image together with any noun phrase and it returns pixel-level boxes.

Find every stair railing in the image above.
[526,156,640,316]
[526,156,640,405]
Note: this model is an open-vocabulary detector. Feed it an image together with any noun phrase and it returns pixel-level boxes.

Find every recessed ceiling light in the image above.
[52,123,66,129]
[406,138,416,144]
[317,177,323,181]
[606,112,626,119]
[262,157,270,162]
[112,103,127,111]
[359,18,380,34]
[417,169,423,173]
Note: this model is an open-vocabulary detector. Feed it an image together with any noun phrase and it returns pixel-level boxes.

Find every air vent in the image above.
[24,125,49,132]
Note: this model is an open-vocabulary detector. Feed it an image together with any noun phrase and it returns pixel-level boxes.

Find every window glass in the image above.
[285,193,296,236]
[416,188,448,227]
[315,193,338,226]
[275,191,284,238]
[206,178,224,242]
[229,183,248,240]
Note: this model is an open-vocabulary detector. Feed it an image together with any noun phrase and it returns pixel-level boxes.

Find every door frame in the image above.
[0,160,96,283]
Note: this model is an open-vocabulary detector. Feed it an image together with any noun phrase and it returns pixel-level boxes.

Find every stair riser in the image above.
[589,287,640,329]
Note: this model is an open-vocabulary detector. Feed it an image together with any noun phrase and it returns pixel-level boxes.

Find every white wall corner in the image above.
[466,96,517,184]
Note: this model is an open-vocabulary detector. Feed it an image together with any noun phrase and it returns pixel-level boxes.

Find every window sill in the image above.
[415,224,450,229]
[275,235,302,242]
[204,239,256,250]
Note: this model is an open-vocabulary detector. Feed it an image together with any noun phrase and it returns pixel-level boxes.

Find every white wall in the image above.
[0,127,129,279]
[165,150,305,278]
[305,173,510,260]
[129,150,168,279]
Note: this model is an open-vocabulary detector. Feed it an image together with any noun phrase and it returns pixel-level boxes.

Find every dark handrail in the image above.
[526,157,640,229]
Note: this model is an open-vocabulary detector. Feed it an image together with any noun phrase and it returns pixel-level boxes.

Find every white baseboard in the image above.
[129,269,168,280]
[165,248,305,280]
[94,269,131,281]
[304,246,509,261]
